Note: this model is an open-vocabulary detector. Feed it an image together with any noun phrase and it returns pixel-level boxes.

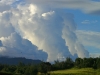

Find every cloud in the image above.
[76,30,100,49]
[81,20,91,24]
[10,5,74,61]
[1,0,100,15]
[0,32,48,60]
[0,11,15,37]
[81,20,98,24]
[0,40,3,46]
[90,53,100,58]
[0,0,90,61]
[0,0,16,12]
[62,14,89,58]
[76,30,100,57]
[25,0,100,15]
[10,3,89,61]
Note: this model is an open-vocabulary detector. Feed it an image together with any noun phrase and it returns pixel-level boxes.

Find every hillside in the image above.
[0,56,42,65]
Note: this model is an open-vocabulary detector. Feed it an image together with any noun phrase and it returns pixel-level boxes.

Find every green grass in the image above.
[50,68,100,75]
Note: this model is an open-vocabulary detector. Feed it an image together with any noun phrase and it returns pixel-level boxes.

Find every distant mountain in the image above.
[0,56,42,65]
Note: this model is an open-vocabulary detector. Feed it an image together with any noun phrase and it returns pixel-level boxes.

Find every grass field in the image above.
[50,68,100,75]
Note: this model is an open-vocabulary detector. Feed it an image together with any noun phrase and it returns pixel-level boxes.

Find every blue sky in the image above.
[66,9,100,31]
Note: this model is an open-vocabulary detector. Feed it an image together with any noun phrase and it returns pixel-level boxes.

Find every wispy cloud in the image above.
[25,0,100,15]
[90,53,100,57]
[81,20,98,24]
[76,30,100,49]
[1,0,100,15]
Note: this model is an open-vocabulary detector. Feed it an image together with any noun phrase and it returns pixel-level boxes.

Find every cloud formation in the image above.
[81,20,98,24]
[0,0,15,12]
[0,0,92,61]
[0,32,48,60]
[76,30,100,49]
[25,0,100,15]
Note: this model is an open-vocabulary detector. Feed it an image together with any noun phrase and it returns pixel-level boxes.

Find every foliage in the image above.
[0,57,100,75]
[38,62,51,75]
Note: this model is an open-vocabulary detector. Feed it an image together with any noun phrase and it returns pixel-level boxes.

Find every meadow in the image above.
[50,68,100,75]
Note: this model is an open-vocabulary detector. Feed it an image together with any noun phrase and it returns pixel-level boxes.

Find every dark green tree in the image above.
[75,58,83,68]
[65,57,74,69]
[38,62,51,75]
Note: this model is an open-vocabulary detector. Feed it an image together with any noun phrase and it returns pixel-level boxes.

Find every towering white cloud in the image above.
[0,3,48,60]
[10,4,73,61]
[0,0,91,61]
[62,13,89,58]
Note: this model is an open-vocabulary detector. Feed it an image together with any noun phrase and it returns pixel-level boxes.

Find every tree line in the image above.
[0,57,100,75]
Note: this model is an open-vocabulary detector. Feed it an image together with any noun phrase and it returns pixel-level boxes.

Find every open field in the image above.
[1,68,100,75]
[50,68,100,75]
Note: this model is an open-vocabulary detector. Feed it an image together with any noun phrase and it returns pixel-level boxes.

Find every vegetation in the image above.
[0,57,100,75]
[51,68,100,75]
[0,56,42,65]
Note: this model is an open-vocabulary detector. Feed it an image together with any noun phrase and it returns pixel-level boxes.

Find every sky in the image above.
[0,0,100,62]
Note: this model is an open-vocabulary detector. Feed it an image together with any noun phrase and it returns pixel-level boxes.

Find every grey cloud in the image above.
[0,0,15,12]
[0,5,10,12]
[25,0,100,15]
[76,30,100,49]
[0,40,3,46]
[89,10,100,15]
[0,32,48,60]
[0,11,15,37]
[1,0,100,15]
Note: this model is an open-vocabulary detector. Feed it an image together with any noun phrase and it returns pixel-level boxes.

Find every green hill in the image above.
[0,56,42,65]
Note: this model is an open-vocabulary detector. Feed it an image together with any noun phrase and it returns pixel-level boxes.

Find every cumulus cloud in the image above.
[10,5,74,61]
[0,11,15,37]
[0,3,48,60]
[0,32,48,60]
[10,3,89,61]
[0,0,16,12]
[0,0,90,61]
[62,14,89,58]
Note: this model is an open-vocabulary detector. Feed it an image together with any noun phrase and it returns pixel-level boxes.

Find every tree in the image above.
[16,62,25,74]
[0,64,4,71]
[75,58,83,68]
[38,62,51,75]
[65,57,74,69]
[25,65,38,75]
[97,58,100,69]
